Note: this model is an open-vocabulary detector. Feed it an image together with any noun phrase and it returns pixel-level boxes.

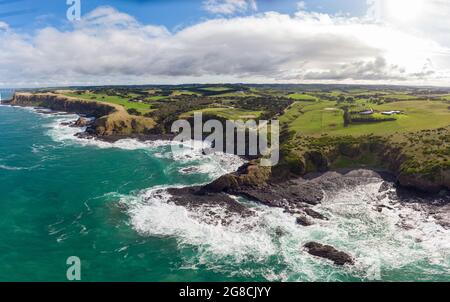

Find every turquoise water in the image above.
[0,105,449,281]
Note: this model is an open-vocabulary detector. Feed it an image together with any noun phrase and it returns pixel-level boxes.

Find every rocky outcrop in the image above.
[205,160,271,193]
[397,169,450,193]
[92,111,156,136]
[284,135,450,194]
[71,117,92,127]
[304,242,354,266]
[10,93,156,137]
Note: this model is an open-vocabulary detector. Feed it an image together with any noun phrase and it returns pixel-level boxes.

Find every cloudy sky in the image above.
[0,0,449,88]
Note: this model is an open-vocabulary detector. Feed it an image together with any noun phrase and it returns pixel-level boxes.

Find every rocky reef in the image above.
[303,242,354,266]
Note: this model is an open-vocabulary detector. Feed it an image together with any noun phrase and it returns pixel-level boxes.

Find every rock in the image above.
[72,117,92,127]
[397,172,449,193]
[274,227,286,237]
[375,204,394,213]
[167,186,253,220]
[304,208,328,220]
[12,92,156,137]
[378,181,391,193]
[296,216,313,226]
[204,174,239,193]
[304,242,354,266]
[338,143,361,158]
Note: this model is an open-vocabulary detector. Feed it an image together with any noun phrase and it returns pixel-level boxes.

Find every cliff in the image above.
[10,93,156,136]
[12,92,117,117]
[207,133,450,195]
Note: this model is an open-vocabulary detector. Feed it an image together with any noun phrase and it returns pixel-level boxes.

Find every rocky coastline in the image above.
[4,92,450,266]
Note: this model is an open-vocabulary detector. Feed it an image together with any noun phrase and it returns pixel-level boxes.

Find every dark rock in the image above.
[167,186,253,224]
[296,216,313,226]
[378,181,391,193]
[338,143,361,158]
[375,204,394,213]
[304,208,328,220]
[74,132,95,139]
[274,227,286,237]
[304,242,354,266]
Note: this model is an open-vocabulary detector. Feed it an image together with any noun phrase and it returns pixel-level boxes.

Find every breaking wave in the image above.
[118,182,450,281]
[24,106,450,281]
[40,110,245,179]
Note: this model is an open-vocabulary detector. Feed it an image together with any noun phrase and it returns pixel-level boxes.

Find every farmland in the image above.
[63,91,154,115]
[27,84,449,191]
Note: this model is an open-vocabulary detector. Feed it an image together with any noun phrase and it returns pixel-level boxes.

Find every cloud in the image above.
[0,5,449,87]
[297,1,307,11]
[203,0,257,15]
[302,57,406,81]
[0,21,9,31]
[367,0,450,48]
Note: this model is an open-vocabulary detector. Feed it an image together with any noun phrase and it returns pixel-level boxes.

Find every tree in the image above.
[343,107,351,127]
[346,97,355,103]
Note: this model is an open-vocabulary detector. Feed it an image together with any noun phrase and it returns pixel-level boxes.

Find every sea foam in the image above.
[42,111,245,179]
[29,106,450,281]
[119,181,450,281]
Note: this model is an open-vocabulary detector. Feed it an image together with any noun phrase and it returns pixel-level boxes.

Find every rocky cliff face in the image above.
[211,136,450,194]
[10,93,156,137]
[12,93,116,117]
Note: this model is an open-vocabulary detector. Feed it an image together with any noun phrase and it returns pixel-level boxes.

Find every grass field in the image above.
[170,90,201,97]
[287,93,318,101]
[383,93,418,100]
[280,99,450,136]
[180,107,264,120]
[63,91,154,114]
[199,87,232,92]
[210,91,260,98]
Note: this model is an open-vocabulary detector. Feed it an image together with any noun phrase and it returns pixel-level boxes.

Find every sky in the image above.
[0,0,449,88]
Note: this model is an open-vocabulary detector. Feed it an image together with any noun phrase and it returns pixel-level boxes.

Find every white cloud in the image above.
[0,22,9,31]
[367,0,450,48]
[0,5,450,87]
[297,1,307,11]
[203,0,257,15]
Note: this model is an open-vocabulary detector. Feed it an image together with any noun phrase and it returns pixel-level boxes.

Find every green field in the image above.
[64,91,154,114]
[383,93,418,100]
[199,87,232,92]
[280,99,450,136]
[170,90,201,97]
[287,93,318,101]
[180,107,264,120]
[210,91,260,98]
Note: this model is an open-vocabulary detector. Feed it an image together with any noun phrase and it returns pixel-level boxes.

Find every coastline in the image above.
[4,93,450,196]
[1,102,449,274]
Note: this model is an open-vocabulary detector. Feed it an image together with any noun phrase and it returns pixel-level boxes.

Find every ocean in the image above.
[0,105,449,281]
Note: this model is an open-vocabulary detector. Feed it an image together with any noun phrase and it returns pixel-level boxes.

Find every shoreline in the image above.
[3,101,449,198]
[2,103,450,268]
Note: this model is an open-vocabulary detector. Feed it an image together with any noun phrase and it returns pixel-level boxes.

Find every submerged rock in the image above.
[304,242,354,266]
